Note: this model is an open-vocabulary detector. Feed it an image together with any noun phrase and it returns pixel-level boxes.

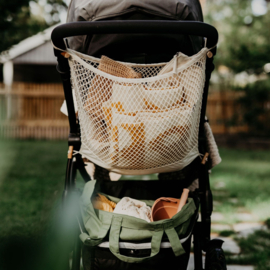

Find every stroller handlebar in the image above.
[51,20,218,54]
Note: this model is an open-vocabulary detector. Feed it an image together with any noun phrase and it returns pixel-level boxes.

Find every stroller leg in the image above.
[62,151,84,270]
[199,163,213,250]
[72,230,82,270]
[193,222,203,270]
[76,155,91,182]
[197,55,215,250]
[63,155,77,204]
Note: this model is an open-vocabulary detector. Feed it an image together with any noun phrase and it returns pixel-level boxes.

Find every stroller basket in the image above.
[68,47,208,174]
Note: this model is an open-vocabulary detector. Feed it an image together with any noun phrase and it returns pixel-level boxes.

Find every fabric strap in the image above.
[108,216,185,263]
[109,216,164,263]
[165,227,185,256]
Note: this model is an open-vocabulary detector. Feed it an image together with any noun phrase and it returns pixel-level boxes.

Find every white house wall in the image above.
[13,41,57,65]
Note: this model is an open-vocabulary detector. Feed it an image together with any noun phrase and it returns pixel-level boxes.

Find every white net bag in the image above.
[67,47,208,175]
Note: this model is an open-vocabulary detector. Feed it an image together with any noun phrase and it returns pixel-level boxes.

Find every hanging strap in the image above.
[51,39,71,58]
[204,37,217,51]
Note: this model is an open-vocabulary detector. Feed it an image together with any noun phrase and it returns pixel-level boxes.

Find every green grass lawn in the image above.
[0,140,270,269]
[208,148,270,269]
[2,141,269,233]
[210,148,270,223]
[0,139,68,270]
[0,139,67,236]
[225,219,270,270]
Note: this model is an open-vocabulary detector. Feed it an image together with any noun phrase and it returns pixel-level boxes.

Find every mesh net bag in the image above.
[67,48,208,175]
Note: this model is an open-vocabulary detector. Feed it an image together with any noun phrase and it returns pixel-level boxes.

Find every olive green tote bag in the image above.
[79,180,197,263]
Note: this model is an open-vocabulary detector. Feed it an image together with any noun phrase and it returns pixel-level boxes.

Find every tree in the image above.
[0,0,67,53]
[205,0,270,75]
[204,0,270,136]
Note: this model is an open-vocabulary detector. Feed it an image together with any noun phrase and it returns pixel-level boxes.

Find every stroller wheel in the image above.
[205,239,227,270]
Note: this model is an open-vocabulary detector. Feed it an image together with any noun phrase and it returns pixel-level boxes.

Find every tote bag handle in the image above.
[109,216,185,263]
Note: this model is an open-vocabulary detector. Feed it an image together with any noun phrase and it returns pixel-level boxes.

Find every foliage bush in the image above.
[0,0,67,52]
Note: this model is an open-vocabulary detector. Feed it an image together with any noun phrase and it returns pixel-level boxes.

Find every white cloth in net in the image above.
[68,48,209,175]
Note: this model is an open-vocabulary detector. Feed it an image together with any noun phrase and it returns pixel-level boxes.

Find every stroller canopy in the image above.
[66,0,204,63]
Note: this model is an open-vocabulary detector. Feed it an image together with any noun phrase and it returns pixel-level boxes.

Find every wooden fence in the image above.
[206,91,248,134]
[0,83,69,139]
[0,83,248,139]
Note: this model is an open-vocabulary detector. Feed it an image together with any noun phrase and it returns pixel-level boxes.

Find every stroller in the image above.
[51,0,226,269]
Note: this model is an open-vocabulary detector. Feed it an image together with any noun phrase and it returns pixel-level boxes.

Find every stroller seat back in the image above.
[67,0,204,62]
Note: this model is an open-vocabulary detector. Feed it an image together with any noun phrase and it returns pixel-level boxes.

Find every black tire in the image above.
[205,239,227,270]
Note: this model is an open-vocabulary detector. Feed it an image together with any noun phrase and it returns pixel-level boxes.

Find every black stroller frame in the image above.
[51,20,225,270]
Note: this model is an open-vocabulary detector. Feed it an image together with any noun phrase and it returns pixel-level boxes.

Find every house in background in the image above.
[0,24,69,139]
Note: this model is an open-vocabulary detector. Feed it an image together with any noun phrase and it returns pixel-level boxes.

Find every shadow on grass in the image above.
[0,199,81,270]
[210,148,270,223]
[225,219,270,270]
[0,139,79,270]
